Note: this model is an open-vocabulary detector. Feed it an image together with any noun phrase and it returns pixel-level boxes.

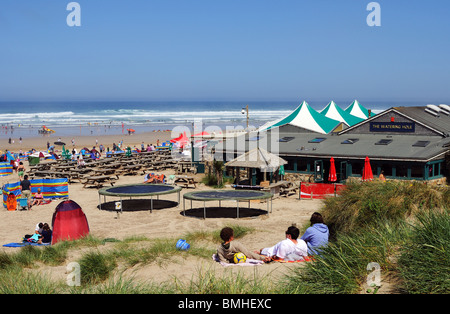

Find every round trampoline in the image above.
[98,184,181,215]
[182,189,273,219]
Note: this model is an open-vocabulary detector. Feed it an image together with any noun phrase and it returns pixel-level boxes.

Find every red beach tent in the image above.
[51,200,90,245]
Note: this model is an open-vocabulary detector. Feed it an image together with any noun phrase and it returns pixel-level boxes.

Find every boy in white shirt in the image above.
[259,226,308,262]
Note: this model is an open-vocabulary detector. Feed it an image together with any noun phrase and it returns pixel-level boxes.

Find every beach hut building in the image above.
[213,105,450,184]
[224,147,288,186]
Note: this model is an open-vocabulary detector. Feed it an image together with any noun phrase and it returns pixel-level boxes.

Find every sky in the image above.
[0,0,449,103]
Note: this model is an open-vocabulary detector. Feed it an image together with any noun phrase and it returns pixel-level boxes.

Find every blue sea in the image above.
[0,100,430,139]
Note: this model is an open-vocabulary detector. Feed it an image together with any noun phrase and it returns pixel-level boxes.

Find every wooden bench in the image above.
[81,175,117,188]
[175,175,198,188]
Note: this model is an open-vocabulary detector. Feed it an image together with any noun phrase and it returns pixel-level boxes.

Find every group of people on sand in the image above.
[23,222,53,244]
[18,174,45,210]
[216,212,329,264]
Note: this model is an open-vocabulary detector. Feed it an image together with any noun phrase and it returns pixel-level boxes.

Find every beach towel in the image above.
[212,254,264,267]
[275,256,314,263]
[3,242,51,248]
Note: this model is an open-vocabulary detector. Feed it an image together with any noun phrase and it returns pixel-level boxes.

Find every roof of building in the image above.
[320,101,365,127]
[344,100,371,119]
[394,106,450,136]
[224,147,287,171]
[258,101,342,134]
[215,131,448,162]
[214,105,450,163]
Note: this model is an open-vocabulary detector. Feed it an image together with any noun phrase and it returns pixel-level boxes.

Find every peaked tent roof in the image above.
[344,100,371,120]
[225,147,287,172]
[320,101,365,127]
[259,101,342,134]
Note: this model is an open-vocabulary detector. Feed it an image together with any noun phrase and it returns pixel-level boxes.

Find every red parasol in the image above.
[328,157,337,182]
[362,156,373,181]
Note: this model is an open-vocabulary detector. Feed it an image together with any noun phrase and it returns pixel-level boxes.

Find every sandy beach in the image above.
[0,129,325,285]
[1,129,174,153]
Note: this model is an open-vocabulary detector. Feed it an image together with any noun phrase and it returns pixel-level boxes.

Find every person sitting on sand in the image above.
[143,173,155,184]
[77,155,85,168]
[31,188,44,207]
[258,226,308,262]
[300,212,329,256]
[217,227,269,263]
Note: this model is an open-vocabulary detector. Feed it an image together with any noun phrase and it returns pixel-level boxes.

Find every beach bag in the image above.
[6,193,17,211]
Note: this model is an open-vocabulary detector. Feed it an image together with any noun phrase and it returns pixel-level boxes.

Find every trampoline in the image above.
[98,184,181,215]
[182,189,273,219]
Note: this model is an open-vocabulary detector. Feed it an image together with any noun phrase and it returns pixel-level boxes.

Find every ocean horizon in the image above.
[0,100,442,139]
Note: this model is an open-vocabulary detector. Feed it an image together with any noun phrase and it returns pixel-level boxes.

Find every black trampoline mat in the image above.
[184,189,272,201]
[192,191,265,198]
[107,185,174,194]
[98,199,178,212]
[99,184,180,196]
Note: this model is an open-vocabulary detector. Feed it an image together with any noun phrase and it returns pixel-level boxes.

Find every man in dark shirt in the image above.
[20,175,32,210]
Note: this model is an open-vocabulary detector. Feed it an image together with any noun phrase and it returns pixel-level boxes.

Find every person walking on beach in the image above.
[17,161,25,180]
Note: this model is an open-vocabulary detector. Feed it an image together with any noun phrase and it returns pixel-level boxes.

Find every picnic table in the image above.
[262,180,291,198]
[176,161,197,174]
[81,175,117,188]
[52,165,77,172]
[91,168,120,179]
[118,164,145,176]
[175,175,198,188]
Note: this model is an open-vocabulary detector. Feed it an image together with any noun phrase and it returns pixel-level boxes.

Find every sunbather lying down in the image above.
[144,173,165,184]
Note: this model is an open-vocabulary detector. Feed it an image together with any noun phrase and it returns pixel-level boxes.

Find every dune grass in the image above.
[397,210,450,293]
[283,181,449,294]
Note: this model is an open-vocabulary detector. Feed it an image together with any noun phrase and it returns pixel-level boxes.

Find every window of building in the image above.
[411,165,424,178]
[380,163,392,176]
[396,164,408,178]
[352,162,363,176]
[278,137,295,142]
[284,157,295,171]
[433,163,441,177]
[412,141,430,147]
[297,159,309,172]
[375,139,393,145]
[341,138,359,144]
[308,137,327,143]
